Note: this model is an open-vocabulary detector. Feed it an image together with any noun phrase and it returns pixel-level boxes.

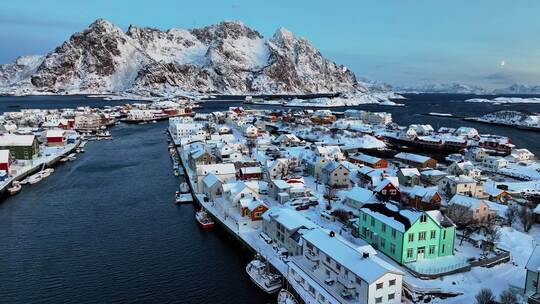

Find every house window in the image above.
[430,230,436,239]
[429,245,435,255]
[408,233,414,242]
[336,264,341,271]
[361,227,367,237]
[376,282,383,290]
[390,244,396,254]
[371,217,375,226]
[419,231,426,241]
[442,244,445,253]
[443,230,447,239]
[420,214,427,223]
[389,279,396,286]
[407,248,413,258]
[390,189,396,195]
[382,223,386,233]
[375,297,382,303]
[388,293,395,300]
[382,190,387,195]
[326,256,331,264]
[391,229,396,239]
[380,238,385,249]
[356,277,362,285]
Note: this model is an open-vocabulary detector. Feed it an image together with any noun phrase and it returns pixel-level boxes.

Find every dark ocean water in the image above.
[0,93,538,304]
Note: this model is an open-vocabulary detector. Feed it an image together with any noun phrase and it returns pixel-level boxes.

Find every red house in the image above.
[46,129,67,147]
[239,167,263,180]
[0,150,11,173]
[374,178,401,202]
[349,153,388,169]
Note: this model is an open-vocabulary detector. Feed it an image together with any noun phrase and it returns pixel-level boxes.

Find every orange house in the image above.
[240,198,268,221]
[349,153,388,169]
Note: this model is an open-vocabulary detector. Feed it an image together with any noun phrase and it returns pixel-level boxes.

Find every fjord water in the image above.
[0,121,272,303]
[0,93,539,303]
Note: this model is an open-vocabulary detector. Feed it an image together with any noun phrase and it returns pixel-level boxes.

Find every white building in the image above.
[482,156,509,171]
[288,228,403,304]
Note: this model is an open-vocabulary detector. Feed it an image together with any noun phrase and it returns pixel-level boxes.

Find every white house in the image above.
[509,148,535,162]
[482,156,509,171]
[195,163,236,192]
[288,228,403,304]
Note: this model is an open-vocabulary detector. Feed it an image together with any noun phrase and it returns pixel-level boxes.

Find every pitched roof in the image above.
[394,152,432,164]
[302,228,403,284]
[526,245,540,272]
[262,207,318,231]
[347,186,375,204]
[0,134,35,146]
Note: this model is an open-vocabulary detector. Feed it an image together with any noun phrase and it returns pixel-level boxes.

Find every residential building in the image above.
[0,134,39,160]
[262,207,317,256]
[401,186,441,211]
[397,168,420,187]
[349,153,388,169]
[346,186,376,210]
[357,203,456,264]
[394,152,437,169]
[321,161,350,188]
[438,175,484,198]
[289,228,403,304]
[195,163,236,192]
[447,194,496,223]
[482,156,509,171]
[373,178,400,202]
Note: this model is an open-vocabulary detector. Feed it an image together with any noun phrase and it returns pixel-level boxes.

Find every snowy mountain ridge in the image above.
[0,19,365,97]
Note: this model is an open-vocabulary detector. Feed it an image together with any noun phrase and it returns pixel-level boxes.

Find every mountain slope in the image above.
[0,19,364,96]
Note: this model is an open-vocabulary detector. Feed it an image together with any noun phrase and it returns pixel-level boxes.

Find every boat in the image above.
[60,157,69,162]
[278,289,298,304]
[7,181,22,195]
[28,173,43,185]
[246,259,282,294]
[179,182,190,193]
[20,178,30,185]
[174,169,179,176]
[96,131,112,140]
[175,191,193,204]
[195,210,214,229]
[39,168,54,178]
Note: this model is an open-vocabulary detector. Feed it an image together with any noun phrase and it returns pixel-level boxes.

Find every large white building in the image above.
[288,228,403,304]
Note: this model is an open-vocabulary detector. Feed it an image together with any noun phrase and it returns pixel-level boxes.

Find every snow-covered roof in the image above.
[0,150,10,163]
[420,169,447,177]
[394,152,432,164]
[373,177,399,192]
[0,134,36,146]
[272,179,292,190]
[302,228,403,283]
[240,167,262,174]
[263,207,317,231]
[445,175,476,184]
[196,163,236,176]
[240,197,267,211]
[399,168,420,177]
[350,153,382,165]
[347,186,375,204]
[448,194,488,210]
[202,173,223,188]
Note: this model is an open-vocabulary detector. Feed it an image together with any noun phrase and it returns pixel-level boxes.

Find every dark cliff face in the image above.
[1,19,364,95]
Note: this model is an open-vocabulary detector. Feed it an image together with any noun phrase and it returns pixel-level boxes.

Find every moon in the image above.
[500,60,506,67]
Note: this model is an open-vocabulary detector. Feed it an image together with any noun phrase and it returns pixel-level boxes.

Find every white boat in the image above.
[179,182,190,193]
[39,168,54,178]
[7,181,22,195]
[195,210,214,229]
[20,178,30,185]
[278,289,298,304]
[28,173,43,185]
[246,259,282,294]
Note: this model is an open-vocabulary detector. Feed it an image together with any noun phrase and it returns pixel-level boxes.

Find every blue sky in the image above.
[1,0,539,89]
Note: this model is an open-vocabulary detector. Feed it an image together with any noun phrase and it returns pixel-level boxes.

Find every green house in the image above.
[0,134,39,160]
[357,203,456,264]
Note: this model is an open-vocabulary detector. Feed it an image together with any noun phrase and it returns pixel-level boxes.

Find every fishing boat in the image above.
[7,181,22,195]
[277,289,298,304]
[246,259,282,294]
[195,210,214,229]
[20,177,30,185]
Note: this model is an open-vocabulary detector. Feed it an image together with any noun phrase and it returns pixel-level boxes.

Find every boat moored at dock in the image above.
[195,210,214,229]
[246,258,282,294]
[277,289,298,304]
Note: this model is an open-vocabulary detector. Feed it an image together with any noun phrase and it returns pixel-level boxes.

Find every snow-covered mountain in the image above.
[396,83,487,94]
[0,19,365,97]
[492,84,540,95]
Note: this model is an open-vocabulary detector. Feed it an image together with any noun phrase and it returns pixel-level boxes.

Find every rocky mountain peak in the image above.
[1,18,365,96]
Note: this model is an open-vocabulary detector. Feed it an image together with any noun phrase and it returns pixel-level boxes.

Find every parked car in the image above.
[295,204,310,211]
